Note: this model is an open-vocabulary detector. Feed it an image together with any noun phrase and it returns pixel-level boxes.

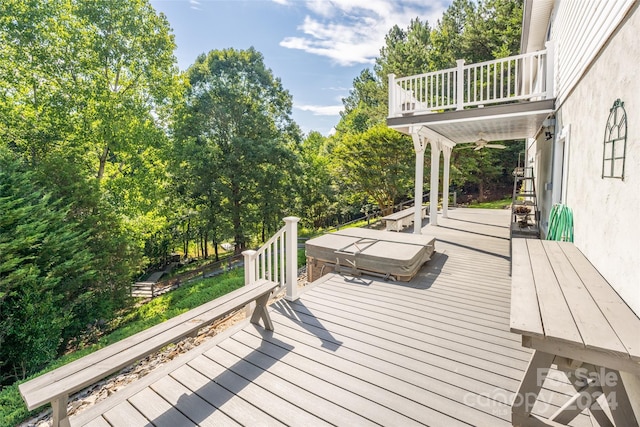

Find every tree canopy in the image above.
[172,48,301,253]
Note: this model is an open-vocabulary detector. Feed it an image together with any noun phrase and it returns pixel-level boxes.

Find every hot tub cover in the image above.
[305,228,435,282]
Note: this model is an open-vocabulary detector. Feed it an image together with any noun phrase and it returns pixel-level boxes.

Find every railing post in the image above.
[388,73,395,117]
[545,41,554,99]
[242,250,257,285]
[456,59,465,110]
[242,249,257,317]
[283,216,300,301]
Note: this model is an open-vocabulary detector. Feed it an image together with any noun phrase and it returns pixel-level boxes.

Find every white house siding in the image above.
[548,0,636,106]
[546,4,640,316]
[543,6,640,416]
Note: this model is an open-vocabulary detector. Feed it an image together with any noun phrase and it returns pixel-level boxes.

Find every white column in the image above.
[429,141,441,226]
[411,132,426,234]
[284,216,300,301]
[442,146,452,218]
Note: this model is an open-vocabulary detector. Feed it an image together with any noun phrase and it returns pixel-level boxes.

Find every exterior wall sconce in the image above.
[543,117,555,140]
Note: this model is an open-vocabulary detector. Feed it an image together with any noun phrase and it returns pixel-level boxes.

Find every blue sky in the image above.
[150,0,451,136]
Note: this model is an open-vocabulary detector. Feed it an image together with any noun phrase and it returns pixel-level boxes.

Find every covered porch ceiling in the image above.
[386,99,555,144]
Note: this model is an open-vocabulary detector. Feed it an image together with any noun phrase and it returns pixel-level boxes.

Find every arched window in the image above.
[602,99,627,180]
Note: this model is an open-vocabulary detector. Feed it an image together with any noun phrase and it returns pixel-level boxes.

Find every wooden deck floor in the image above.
[72,209,595,427]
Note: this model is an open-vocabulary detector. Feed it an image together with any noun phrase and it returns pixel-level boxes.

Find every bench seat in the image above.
[19,279,279,427]
[510,239,640,426]
[381,206,427,232]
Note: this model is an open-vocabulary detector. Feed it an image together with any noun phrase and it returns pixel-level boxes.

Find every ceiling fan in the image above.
[459,134,506,151]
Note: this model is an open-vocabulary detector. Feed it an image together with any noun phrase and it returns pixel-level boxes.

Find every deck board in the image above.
[150,375,239,427]
[70,209,594,427]
[170,364,284,426]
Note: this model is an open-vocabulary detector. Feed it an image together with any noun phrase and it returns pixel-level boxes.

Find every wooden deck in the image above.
[71,209,596,427]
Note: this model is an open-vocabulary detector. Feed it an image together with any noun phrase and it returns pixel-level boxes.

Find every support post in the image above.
[512,350,555,426]
[411,132,426,234]
[429,141,441,226]
[250,292,275,331]
[284,216,300,301]
[52,396,70,427]
[442,146,452,218]
[456,59,465,110]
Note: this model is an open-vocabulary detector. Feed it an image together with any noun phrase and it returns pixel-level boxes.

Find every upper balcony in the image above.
[387,49,556,143]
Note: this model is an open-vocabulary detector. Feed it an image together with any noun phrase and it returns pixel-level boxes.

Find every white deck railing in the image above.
[388,48,553,117]
[242,216,300,301]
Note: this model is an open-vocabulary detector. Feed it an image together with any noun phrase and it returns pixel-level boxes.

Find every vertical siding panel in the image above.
[550,0,633,104]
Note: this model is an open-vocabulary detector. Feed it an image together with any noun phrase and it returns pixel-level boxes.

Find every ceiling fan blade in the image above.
[474,145,483,151]
[485,144,506,149]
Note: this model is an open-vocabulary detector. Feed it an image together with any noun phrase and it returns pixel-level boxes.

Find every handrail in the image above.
[242,216,300,301]
[388,48,552,117]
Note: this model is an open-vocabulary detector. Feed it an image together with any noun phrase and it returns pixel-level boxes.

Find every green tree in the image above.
[376,18,433,80]
[462,0,523,62]
[0,148,95,381]
[333,124,414,215]
[0,0,179,253]
[430,0,475,68]
[296,131,338,229]
[174,48,300,253]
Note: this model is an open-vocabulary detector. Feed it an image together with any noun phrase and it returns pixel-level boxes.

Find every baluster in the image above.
[273,240,278,283]
[516,58,520,96]
[445,71,449,105]
[279,234,285,288]
[508,60,512,97]
[429,74,434,109]
[529,55,534,95]
[493,62,497,100]
[260,250,265,280]
[500,61,504,99]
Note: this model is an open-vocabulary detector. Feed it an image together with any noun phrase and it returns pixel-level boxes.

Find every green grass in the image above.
[0,269,245,427]
[466,197,512,209]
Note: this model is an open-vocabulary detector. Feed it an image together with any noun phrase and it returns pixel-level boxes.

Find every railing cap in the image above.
[283,216,300,223]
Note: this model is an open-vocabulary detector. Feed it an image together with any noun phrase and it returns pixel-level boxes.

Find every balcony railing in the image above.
[242,216,300,301]
[388,48,553,117]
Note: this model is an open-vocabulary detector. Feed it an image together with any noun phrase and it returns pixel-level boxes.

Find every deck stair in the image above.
[131,271,165,298]
[511,166,540,239]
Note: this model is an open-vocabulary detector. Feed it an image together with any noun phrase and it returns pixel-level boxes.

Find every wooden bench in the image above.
[382,205,427,232]
[19,279,279,427]
[510,239,640,427]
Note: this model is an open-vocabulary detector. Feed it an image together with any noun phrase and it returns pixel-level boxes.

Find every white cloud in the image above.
[295,104,344,116]
[271,0,290,5]
[278,0,449,66]
[189,0,201,10]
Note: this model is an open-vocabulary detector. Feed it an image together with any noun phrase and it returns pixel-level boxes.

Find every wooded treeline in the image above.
[0,0,522,385]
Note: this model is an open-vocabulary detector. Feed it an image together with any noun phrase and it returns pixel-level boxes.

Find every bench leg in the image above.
[551,363,613,426]
[52,395,71,427]
[512,350,555,426]
[250,292,274,331]
[600,368,639,427]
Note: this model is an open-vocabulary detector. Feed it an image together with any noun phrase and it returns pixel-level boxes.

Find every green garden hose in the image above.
[547,204,574,242]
